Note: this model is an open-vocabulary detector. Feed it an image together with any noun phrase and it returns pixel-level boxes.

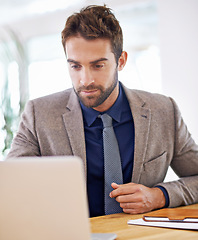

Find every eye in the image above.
[94,63,104,69]
[70,64,81,70]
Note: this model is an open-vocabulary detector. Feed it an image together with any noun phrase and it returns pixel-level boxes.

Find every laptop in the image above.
[0,156,116,240]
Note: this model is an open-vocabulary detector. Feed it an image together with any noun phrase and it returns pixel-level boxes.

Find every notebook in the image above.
[128,208,198,231]
[143,208,198,223]
[0,156,117,240]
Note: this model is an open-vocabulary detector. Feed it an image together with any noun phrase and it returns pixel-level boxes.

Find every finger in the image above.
[112,182,136,189]
[120,202,149,214]
[110,183,137,198]
[122,207,145,214]
[115,192,142,203]
[120,202,141,210]
[111,182,120,189]
[120,201,145,209]
[109,183,120,198]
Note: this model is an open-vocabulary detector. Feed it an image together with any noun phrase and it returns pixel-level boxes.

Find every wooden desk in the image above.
[90,204,198,240]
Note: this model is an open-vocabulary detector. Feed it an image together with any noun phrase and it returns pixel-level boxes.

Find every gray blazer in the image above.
[7,84,198,208]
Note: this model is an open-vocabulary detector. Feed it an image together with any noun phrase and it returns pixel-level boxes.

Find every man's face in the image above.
[65,36,122,112]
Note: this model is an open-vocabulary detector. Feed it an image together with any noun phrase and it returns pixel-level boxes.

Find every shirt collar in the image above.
[80,83,124,127]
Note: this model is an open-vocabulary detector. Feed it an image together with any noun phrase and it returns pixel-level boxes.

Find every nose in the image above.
[80,68,94,87]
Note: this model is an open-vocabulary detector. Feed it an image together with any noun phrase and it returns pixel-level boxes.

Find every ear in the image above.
[118,51,128,71]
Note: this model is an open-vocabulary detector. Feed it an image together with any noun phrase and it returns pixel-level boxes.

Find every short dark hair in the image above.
[61,5,123,63]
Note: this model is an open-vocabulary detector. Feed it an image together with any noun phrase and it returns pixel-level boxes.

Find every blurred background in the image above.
[0,0,198,180]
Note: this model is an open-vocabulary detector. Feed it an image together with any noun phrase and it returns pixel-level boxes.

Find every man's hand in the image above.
[110,182,166,214]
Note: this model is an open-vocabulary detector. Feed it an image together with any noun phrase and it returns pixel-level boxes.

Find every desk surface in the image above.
[90,204,198,240]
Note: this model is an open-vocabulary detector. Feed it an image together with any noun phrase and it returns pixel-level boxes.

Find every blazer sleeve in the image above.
[157,97,198,207]
[6,100,41,158]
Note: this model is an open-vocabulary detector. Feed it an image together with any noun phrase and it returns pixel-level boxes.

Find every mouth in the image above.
[80,89,98,96]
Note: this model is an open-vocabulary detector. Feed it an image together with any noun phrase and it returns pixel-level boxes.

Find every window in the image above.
[27,1,162,99]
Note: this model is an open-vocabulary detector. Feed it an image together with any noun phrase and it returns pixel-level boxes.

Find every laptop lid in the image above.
[0,156,91,240]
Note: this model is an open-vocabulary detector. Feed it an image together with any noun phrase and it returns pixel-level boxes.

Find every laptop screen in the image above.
[0,156,91,240]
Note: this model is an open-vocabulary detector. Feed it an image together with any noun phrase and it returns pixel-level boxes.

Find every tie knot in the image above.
[100,113,113,128]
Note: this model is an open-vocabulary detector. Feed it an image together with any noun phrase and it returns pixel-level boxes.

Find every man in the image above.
[7,5,198,217]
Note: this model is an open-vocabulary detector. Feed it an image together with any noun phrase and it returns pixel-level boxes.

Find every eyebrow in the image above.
[90,58,108,64]
[67,58,108,65]
[67,59,80,64]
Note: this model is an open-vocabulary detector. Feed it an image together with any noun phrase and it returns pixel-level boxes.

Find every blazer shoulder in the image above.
[32,88,73,104]
[135,89,170,101]
[24,88,77,116]
[126,88,174,109]
[27,88,75,109]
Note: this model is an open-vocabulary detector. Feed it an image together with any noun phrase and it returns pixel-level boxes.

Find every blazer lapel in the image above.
[62,90,87,172]
[123,86,151,183]
[62,85,151,183]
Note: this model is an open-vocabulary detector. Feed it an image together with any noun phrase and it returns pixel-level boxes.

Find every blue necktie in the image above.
[100,113,123,215]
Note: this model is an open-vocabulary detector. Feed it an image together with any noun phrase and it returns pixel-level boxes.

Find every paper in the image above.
[127,218,198,230]
[143,216,198,223]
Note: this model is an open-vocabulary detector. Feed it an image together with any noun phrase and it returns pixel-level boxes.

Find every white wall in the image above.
[158,0,198,143]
